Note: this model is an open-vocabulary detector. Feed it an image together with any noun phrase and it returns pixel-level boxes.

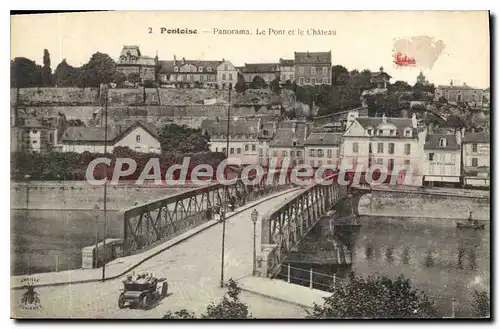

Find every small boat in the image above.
[456,222,485,229]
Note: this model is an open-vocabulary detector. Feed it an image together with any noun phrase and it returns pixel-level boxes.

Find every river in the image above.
[287,215,490,318]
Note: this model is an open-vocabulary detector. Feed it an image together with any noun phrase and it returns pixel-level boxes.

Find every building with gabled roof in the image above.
[462,131,490,188]
[304,132,342,168]
[294,51,332,86]
[240,63,279,84]
[158,56,221,87]
[279,58,295,84]
[266,120,311,168]
[434,80,484,107]
[341,113,426,185]
[60,121,161,154]
[422,127,462,187]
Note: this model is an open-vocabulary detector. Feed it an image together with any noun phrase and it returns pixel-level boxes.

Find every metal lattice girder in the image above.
[118,169,292,256]
[262,173,348,267]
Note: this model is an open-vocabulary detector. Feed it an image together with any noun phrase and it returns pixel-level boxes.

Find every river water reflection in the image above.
[299,215,490,317]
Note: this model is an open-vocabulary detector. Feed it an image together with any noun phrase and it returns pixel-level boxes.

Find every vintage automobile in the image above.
[118,276,168,309]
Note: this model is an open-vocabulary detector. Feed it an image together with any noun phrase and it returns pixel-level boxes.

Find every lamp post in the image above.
[24,174,31,215]
[102,85,108,282]
[251,209,259,275]
[94,204,100,268]
[220,83,232,288]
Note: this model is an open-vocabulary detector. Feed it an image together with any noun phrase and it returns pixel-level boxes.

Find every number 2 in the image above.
[148,27,152,34]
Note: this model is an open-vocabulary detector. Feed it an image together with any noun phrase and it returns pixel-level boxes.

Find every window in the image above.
[207,67,212,72]
[283,150,288,157]
[404,143,411,155]
[222,147,227,153]
[318,149,324,157]
[296,150,302,157]
[309,149,315,157]
[252,144,256,151]
[49,133,53,143]
[32,140,37,144]
[229,73,233,80]
[472,143,478,152]
[174,67,179,72]
[222,73,226,80]
[327,149,332,158]
[311,77,316,85]
[404,159,411,166]
[299,67,304,74]
[310,160,315,167]
[367,129,373,136]
[245,144,249,151]
[199,67,203,72]
[272,150,278,157]
[215,147,219,152]
[404,129,412,137]
[369,143,373,153]
[292,141,297,146]
[390,130,395,136]
[439,138,446,147]
[376,158,384,165]
[322,77,329,84]
[230,147,235,154]
[318,160,323,166]
[388,143,395,154]
[322,67,328,76]
[136,135,141,143]
[353,142,359,153]
[311,67,316,75]
[290,151,295,157]
[236,148,241,154]
[451,154,456,162]
[327,160,332,164]
[429,152,434,161]
[259,148,263,156]
[388,159,394,171]
[472,157,478,167]
[31,130,38,134]
[377,129,383,135]
[377,142,384,153]
[298,77,304,85]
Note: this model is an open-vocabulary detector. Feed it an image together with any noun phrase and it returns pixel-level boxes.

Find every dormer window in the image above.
[263,130,268,136]
[390,130,395,136]
[439,138,447,147]
[404,128,412,137]
[207,67,212,72]
[292,139,298,147]
[199,67,203,72]
[367,129,373,136]
[377,129,383,135]
[174,67,179,72]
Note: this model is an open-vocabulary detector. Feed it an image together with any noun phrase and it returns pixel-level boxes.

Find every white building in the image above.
[60,121,161,154]
[267,121,310,168]
[462,132,490,188]
[304,132,342,168]
[217,60,238,89]
[341,113,426,186]
[422,128,462,187]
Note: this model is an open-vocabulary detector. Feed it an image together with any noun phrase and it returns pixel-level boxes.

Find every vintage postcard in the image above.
[10,11,490,319]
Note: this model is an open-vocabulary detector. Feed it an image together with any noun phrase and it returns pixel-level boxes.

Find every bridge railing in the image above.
[117,169,293,256]
[256,173,348,278]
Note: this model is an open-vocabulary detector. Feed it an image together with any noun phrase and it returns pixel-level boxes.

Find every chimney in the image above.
[292,121,297,134]
[222,58,225,62]
[173,55,177,65]
[382,113,387,123]
[450,79,453,86]
[182,57,185,64]
[411,112,417,128]
[257,117,262,133]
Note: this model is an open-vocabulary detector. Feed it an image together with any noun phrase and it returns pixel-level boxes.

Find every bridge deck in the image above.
[11,189,311,319]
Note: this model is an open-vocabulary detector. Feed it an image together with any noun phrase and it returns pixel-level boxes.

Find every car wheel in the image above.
[118,293,126,309]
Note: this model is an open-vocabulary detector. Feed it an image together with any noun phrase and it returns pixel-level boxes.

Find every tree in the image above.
[112,71,127,87]
[10,57,43,87]
[438,96,448,104]
[473,290,490,318]
[163,279,252,319]
[42,49,54,87]
[54,59,81,87]
[391,80,413,92]
[269,77,281,94]
[80,52,116,87]
[127,72,141,85]
[331,65,348,85]
[308,273,438,319]
[158,124,209,153]
[249,75,267,89]
[234,73,247,93]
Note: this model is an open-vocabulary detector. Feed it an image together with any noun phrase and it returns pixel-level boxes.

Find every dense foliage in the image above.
[163,279,252,319]
[307,272,438,319]
[158,123,210,153]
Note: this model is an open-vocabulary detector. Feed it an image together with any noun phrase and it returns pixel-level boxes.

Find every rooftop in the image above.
[61,121,158,143]
[294,51,331,65]
[463,132,490,143]
[304,132,342,146]
[242,63,279,73]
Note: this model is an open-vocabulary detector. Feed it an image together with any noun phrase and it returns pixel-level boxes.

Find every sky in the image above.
[11,11,490,88]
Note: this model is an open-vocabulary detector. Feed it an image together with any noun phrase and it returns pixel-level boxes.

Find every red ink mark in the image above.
[394,53,416,66]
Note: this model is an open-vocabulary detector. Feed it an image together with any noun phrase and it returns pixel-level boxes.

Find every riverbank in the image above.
[358,186,490,220]
[11,181,194,210]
